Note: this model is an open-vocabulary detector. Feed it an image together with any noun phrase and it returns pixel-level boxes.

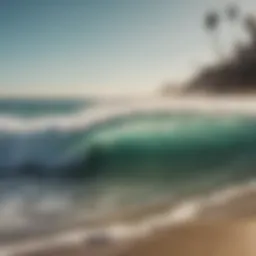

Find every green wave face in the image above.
[69,114,256,184]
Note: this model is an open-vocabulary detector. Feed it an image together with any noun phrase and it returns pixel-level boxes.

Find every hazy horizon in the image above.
[1,0,255,98]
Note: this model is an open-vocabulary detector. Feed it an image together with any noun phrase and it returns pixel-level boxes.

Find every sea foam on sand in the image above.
[1,180,256,256]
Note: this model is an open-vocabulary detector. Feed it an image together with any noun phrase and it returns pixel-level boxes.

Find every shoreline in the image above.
[124,219,256,256]
[2,180,256,256]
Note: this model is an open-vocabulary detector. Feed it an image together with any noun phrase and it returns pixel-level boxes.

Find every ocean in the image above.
[0,97,256,255]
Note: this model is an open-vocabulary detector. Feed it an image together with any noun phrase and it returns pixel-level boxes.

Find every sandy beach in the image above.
[123,220,256,256]
[20,221,256,256]
[7,186,255,256]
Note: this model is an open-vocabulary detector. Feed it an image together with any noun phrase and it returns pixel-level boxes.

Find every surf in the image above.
[0,98,256,179]
[0,97,255,245]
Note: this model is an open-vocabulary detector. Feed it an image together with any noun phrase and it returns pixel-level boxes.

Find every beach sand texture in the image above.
[20,221,256,256]
[19,189,256,256]
[123,221,256,256]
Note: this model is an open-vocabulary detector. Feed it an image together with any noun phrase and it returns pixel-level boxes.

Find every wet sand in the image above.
[13,188,256,256]
[121,188,256,256]
[19,221,256,256]
[123,220,256,256]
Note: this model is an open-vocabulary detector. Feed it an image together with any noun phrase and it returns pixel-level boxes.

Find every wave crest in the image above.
[0,101,255,178]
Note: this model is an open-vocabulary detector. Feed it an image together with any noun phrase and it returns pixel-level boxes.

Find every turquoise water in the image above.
[0,98,91,117]
[0,99,255,238]
[0,100,255,184]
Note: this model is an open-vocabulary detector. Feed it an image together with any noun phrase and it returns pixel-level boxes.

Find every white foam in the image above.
[0,97,252,171]
[1,180,256,256]
[0,97,256,133]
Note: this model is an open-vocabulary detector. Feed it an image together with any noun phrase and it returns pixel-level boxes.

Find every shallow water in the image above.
[0,98,256,247]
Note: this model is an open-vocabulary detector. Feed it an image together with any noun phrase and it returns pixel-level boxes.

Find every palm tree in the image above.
[225,3,240,43]
[204,10,222,59]
[244,14,256,43]
[225,3,240,23]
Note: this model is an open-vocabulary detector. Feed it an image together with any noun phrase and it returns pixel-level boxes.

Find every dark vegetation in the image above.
[187,3,256,94]
[162,4,256,95]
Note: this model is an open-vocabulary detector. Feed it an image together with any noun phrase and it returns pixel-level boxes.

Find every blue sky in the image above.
[0,0,255,97]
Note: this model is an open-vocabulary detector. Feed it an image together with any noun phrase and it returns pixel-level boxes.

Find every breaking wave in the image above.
[0,99,256,180]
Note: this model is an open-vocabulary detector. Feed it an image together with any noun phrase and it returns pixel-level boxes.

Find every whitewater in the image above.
[0,96,256,254]
[1,97,256,172]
